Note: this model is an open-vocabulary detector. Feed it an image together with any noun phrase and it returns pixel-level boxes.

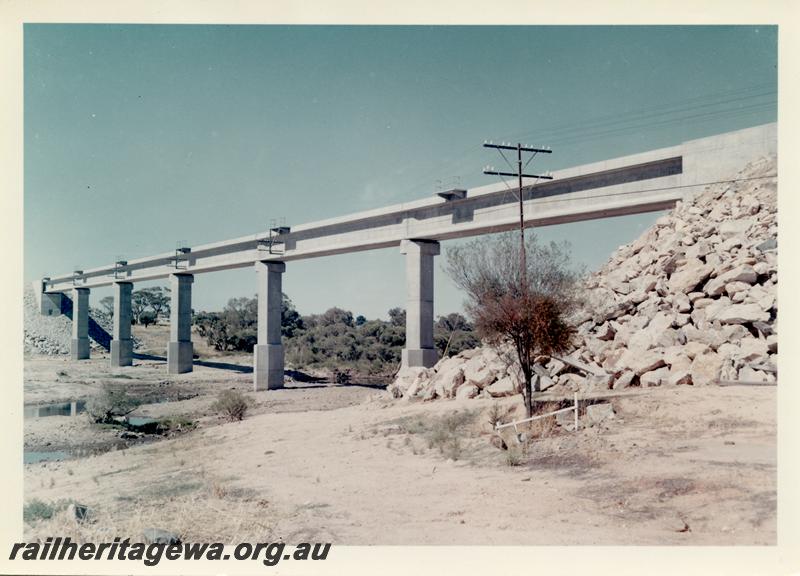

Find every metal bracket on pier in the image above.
[113,259,128,280]
[171,246,191,270]
[257,219,290,255]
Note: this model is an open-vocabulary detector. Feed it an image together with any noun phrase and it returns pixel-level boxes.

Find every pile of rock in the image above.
[389,155,777,401]
[23,286,139,355]
[24,287,76,355]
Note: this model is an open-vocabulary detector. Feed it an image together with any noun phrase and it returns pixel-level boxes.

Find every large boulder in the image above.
[666,368,693,386]
[617,348,666,376]
[432,366,465,398]
[486,376,517,398]
[690,351,724,386]
[719,218,755,238]
[455,383,480,400]
[462,356,498,389]
[706,302,770,325]
[585,403,615,426]
[640,366,670,387]
[612,371,636,390]
[388,367,429,398]
[668,260,713,294]
[704,264,758,295]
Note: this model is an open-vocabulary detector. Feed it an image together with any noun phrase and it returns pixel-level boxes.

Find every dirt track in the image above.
[23,345,775,545]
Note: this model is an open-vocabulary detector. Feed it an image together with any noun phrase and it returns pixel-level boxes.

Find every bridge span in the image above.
[34,123,776,389]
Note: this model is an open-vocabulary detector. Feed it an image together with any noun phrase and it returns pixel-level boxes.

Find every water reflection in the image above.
[24,451,68,464]
[24,401,86,419]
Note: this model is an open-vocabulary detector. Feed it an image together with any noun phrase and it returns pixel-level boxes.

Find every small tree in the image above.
[131,290,147,324]
[100,296,115,318]
[139,310,156,328]
[86,383,140,424]
[446,232,582,418]
[281,294,304,337]
[388,307,406,327]
[144,287,171,319]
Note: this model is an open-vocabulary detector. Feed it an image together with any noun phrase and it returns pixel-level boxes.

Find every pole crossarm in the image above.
[484,143,552,154]
[482,170,553,179]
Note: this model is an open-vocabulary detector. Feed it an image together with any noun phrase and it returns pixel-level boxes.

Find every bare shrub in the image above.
[487,403,505,428]
[86,384,140,424]
[446,232,583,418]
[396,410,476,460]
[211,390,252,422]
[486,403,517,430]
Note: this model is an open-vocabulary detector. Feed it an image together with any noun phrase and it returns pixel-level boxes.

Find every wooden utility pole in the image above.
[482,142,553,287]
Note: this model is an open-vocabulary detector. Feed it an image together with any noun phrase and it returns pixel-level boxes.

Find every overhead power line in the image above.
[391,83,776,201]
[482,141,553,287]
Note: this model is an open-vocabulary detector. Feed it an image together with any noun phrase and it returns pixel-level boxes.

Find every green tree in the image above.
[281,294,304,337]
[139,310,156,328]
[321,307,354,327]
[388,307,406,327]
[131,290,147,324]
[99,296,114,318]
[434,312,479,358]
[194,293,303,352]
[143,286,171,319]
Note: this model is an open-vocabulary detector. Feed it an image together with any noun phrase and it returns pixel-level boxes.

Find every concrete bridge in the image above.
[34,123,777,390]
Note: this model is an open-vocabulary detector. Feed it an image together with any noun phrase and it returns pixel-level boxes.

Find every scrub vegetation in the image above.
[194,296,478,374]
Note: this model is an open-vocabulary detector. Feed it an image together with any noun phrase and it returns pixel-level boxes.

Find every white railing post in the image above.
[574,392,579,432]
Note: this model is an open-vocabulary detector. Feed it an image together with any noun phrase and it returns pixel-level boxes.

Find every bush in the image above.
[211,390,251,422]
[195,294,303,352]
[86,384,140,424]
[195,296,478,375]
[400,410,476,460]
[139,310,156,327]
[332,368,352,385]
[23,498,74,523]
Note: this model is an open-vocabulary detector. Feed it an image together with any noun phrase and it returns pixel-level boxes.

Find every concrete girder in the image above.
[40,124,776,294]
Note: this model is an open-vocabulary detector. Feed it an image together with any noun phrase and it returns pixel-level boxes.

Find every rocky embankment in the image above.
[24,287,137,355]
[389,155,778,401]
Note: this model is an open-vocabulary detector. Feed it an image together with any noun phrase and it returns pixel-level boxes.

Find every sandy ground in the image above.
[22,337,775,545]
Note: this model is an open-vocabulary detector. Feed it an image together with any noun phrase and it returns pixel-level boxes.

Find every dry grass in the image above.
[211,390,252,422]
[24,473,275,543]
[385,410,478,461]
[706,416,761,432]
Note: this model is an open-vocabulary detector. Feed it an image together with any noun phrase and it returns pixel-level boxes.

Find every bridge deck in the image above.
[42,123,776,292]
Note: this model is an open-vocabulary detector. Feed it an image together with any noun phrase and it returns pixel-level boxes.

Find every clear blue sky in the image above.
[24,25,777,319]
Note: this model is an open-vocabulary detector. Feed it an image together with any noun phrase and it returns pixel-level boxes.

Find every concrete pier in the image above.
[168,274,194,374]
[110,281,133,367]
[254,261,285,390]
[71,287,90,360]
[400,239,440,368]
